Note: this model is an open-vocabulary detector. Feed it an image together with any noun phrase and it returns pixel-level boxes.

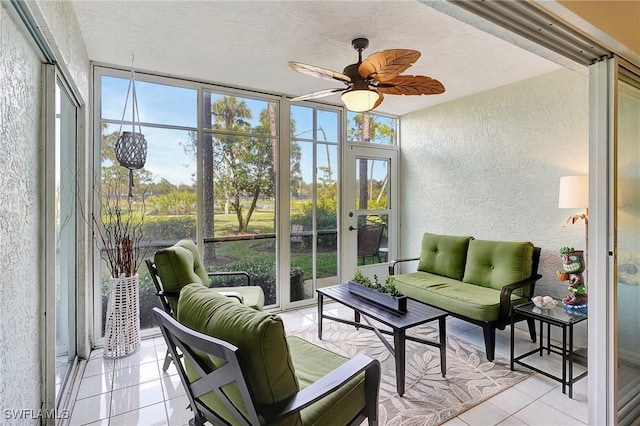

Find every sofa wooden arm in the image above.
[266,354,381,422]
[388,257,420,275]
[207,270,251,286]
[498,273,542,322]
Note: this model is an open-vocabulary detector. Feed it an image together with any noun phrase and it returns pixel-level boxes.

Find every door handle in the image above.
[348,226,357,231]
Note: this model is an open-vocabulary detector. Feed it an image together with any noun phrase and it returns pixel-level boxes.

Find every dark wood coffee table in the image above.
[317,284,448,396]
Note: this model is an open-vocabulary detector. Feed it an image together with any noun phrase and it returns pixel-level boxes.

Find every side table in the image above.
[510,302,587,398]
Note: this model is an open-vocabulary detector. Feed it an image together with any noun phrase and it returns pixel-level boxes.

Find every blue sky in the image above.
[102,76,391,186]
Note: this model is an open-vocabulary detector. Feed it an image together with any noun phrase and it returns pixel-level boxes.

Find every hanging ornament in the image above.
[115,56,147,197]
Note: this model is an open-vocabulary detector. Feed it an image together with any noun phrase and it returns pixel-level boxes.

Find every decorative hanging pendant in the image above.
[116,58,147,197]
[115,131,147,196]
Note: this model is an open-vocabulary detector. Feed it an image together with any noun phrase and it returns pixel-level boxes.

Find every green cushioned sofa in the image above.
[156,284,381,425]
[389,232,542,361]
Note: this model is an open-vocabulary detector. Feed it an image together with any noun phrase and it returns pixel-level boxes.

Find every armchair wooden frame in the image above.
[153,308,381,426]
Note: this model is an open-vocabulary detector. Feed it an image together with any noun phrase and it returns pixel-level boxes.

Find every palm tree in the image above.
[202,96,252,261]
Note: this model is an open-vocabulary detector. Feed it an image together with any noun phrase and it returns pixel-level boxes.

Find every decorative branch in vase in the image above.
[93,171,148,279]
[92,170,150,358]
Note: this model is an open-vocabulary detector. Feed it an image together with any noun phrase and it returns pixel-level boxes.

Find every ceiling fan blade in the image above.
[291,87,347,102]
[377,75,445,95]
[288,61,351,83]
[358,49,421,82]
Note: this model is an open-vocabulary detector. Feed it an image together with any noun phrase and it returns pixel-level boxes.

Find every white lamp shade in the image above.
[558,175,588,208]
[341,89,380,112]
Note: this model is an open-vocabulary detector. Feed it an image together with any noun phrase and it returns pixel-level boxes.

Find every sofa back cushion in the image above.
[462,239,534,290]
[417,233,473,280]
[177,284,300,410]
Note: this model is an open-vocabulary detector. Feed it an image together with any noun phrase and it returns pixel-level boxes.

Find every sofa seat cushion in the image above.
[287,336,365,426]
[177,284,299,420]
[463,240,534,294]
[417,233,473,280]
[392,272,528,322]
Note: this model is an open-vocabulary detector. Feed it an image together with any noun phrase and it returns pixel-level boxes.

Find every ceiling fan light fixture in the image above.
[341,88,380,112]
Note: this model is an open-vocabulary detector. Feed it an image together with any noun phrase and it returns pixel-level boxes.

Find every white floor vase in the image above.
[104,274,141,358]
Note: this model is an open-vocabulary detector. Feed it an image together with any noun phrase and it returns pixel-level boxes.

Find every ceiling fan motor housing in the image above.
[343,63,364,82]
[351,38,369,51]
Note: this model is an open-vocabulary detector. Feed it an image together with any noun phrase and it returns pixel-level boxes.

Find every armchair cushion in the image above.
[288,337,366,425]
[178,284,299,411]
[463,239,534,294]
[417,233,473,280]
[153,240,209,312]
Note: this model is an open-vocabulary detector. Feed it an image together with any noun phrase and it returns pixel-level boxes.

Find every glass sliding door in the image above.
[616,64,640,426]
[290,105,340,302]
[54,77,77,403]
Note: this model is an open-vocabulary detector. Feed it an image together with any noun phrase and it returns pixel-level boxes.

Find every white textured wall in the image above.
[0,0,89,419]
[0,6,43,421]
[400,69,589,342]
[31,0,89,102]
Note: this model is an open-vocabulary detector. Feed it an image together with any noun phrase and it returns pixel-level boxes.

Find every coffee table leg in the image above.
[439,317,446,377]
[317,293,323,340]
[394,328,406,397]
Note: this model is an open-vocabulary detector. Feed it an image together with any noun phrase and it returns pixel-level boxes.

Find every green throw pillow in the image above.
[462,239,534,290]
[417,233,473,280]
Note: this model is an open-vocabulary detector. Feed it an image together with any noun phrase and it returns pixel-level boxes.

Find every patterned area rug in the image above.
[288,322,532,425]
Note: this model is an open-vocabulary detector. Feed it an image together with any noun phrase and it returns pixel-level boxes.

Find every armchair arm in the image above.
[216,291,244,304]
[207,270,251,286]
[388,257,420,275]
[265,354,381,422]
[157,290,180,299]
[498,273,543,322]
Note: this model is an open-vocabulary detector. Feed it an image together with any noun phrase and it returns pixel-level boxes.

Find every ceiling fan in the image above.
[288,38,445,112]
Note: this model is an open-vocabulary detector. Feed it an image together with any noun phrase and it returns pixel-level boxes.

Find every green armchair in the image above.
[146,239,265,371]
[154,284,381,425]
[149,239,264,314]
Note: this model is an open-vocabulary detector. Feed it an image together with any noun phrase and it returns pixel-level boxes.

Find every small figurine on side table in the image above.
[557,246,588,307]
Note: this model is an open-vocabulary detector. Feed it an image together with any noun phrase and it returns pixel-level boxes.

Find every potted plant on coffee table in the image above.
[348,270,408,313]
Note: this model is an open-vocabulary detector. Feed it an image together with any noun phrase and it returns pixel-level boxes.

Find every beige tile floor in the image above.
[66,302,588,426]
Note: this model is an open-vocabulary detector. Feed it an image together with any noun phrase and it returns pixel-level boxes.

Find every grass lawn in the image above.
[208,209,337,278]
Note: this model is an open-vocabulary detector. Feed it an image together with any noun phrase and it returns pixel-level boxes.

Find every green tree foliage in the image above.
[148,178,181,197]
[347,113,395,208]
[193,96,301,235]
[347,113,396,144]
[150,190,197,215]
[210,96,269,233]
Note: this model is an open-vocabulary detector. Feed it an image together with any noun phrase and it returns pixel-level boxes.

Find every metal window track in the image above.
[449,0,610,65]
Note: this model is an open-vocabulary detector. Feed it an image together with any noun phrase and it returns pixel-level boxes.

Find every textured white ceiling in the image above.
[71,0,563,116]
